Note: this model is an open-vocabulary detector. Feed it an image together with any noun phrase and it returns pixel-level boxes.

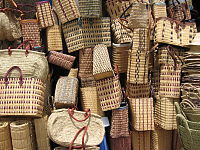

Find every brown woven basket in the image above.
[126,83,150,98]
[0,122,12,150]
[80,76,96,88]
[153,2,167,19]
[110,135,131,150]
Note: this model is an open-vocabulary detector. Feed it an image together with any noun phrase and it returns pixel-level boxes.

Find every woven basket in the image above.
[80,87,104,116]
[47,109,105,147]
[0,122,12,150]
[10,120,34,150]
[54,146,100,150]
[129,98,154,131]
[36,1,55,28]
[112,43,130,73]
[131,131,151,150]
[20,19,41,47]
[126,83,150,98]
[79,48,93,78]
[34,116,51,150]
[154,17,197,47]
[93,44,113,80]
[54,76,79,108]
[111,19,132,44]
[62,17,111,53]
[47,51,76,70]
[153,2,167,19]
[46,25,63,51]
[110,135,131,150]
[80,76,96,88]
[68,68,78,78]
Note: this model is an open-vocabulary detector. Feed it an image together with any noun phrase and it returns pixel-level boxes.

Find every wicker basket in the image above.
[153,2,167,19]
[129,98,154,131]
[62,17,111,53]
[110,135,131,150]
[0,122,12,150]
[80,87,104,116]
[46,25,63,51]
[80,76,96,88]
[126,83,150,98]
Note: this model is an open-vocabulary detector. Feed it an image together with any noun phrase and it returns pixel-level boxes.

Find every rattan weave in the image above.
[0,122,12,150]
[153,2,167,19]
[126,83,150,98]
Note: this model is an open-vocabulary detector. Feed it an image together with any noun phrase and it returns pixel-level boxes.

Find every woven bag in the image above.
[126,83,150,98]
[80,76,96,88]
[46,25,63,51]
[110,135,131,150]
[131,131,151,150]
[62,17,111,53]
[93,44,114,80]
[154,17,197,47]
[112,43,130,73]
[47,51,76,70]
[153,2,167,19]
[0,66,45,117]
[20,19,41,47]
[54,76,78,108]
[129,98,154,131]
[79,48,93,78]
[47,109,105,148]
[110,104,129,138]
[80,87,104,117]
[0,122,12,150]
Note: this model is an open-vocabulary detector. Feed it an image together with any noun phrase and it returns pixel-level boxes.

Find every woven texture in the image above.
[47,51,76,70]
[47,25,63,51]
[47,109,105,147]
[80,87,104,116]
[96,75,122,111]
[54,77,78,108]
[93,44,113,80]
[110,135,131,150]
[36,1,55,28]
[80,77,96,88]
[0,122,12,150]
[126,83,150,98]
[54,146,100,150]
[68,68,78,78]
[154,17,197,47]
[129,98,154,131]
[62,17,111,53]
[52,0,80,24]
[153,3,167,19]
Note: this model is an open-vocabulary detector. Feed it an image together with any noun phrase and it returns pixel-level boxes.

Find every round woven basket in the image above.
[0,122,12,150]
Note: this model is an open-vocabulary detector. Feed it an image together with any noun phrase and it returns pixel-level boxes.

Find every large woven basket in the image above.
[62,17,111,53]
[110,135,131,150]
[129,98,154,131]
[0,122,12,150]
[153,2,167,19]
[126,83,150,98]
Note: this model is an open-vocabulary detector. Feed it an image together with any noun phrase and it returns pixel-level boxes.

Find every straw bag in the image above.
[80,87,104,116]
[54,76,78,108]
[129,98,154,131]
[0,66,45,117]
[0,122,12,150]
[36,1,55,28]
[153,2,167,19]
[154,17,197,47]
[47,51,76,70]
[47,25,63,51]
[110,104,129,138]
[20,19,41,47]
[126,83,150,98]
[80,77,96,88]
[62,17,111,53]
[93,44,114,80]
[110,136,131,150]
[47,109,105,148]
[112,43,130,73]
[34,116,51,150]
[79,48,93,78]
[167,0,191,21]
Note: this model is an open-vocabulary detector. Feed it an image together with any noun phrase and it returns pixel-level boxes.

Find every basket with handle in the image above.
[0,122,12,150]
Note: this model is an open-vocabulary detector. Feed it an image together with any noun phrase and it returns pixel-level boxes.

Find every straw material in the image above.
[131,131,151,150]
[126,83,150,98]
[129,98,154,131]
[112,43,130,73]
[47,51,76,70]
[80,87,104,117]
[36,1,55,28]
[154,17,197,47]
[47,109,105,147]
[54,146,100,150]
[34,116,51,150]
[68,68,78,78]
[10,120,33,150]
[52,0,80,24]
[80,76,96,88]
[153,3,167,19]
[47,25,63,51]
[54,77,78,108]
[110,135,131,150]
[62,17,111,53]
[0,122,12,150]
[20,19,41,47]
[93,44,114,80]
[79,48,93,78]
[96,75,122,111]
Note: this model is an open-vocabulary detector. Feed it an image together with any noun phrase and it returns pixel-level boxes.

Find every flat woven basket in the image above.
[153,2,167,19]
[129,98,154,131]
[110,135,131,150]
[46,25,63,51]
[62,17,111,53]
[0,122,12,150]
[126,83,150,98]
[80,87,104,117]
[80,76,96,88]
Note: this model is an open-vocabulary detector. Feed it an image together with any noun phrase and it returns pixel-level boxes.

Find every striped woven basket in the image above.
[126,83,150,98]
[0,122,12,150]
[153,2,167,19]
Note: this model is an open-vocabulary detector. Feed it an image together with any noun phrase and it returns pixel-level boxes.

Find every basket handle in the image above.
[180,99,195,109]
[17,39,37,49]
[0,7,23,15]
[174,102,188,118]
[68,108,91,122]
[6,0,17,8]
[4,66,23,86]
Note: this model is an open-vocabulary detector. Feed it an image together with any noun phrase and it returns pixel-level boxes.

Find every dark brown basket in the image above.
[110,135,131,150]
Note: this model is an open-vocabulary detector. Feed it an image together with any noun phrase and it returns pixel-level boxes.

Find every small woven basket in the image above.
[126,83,150,98]
[153,2,167,19]
[0,122,12,150]
[110,135,131,150]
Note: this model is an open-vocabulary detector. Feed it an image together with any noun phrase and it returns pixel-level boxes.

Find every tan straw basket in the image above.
[153,2,167,19]
[0,122,12,150]
[126,83,150,98]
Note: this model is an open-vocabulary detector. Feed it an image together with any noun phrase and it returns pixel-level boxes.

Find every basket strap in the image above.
[68,108,91,122]
[6,0,17,8]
